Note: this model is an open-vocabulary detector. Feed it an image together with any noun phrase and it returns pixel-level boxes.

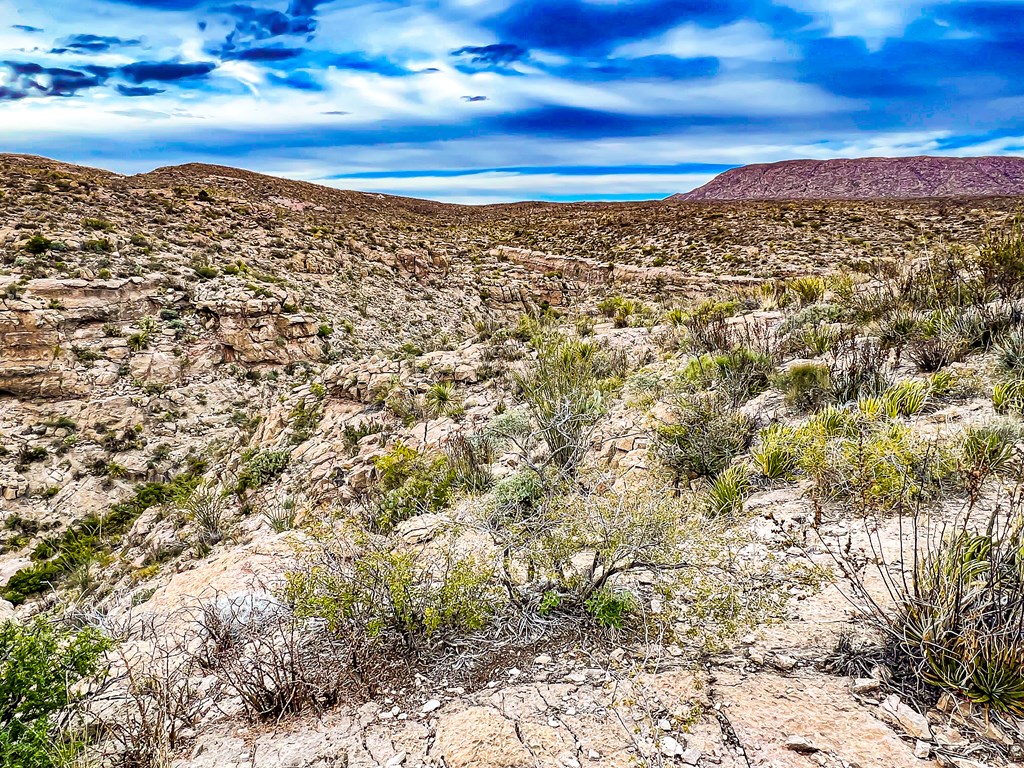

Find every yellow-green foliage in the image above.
[706,464,751,517]
[752,424,798,480]
[881,380,929,418]
[286,534,501,646]
[792,410,943,516]
[371,443,455,530]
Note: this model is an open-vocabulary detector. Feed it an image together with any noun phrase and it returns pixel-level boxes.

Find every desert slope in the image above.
[676,155,1024,200]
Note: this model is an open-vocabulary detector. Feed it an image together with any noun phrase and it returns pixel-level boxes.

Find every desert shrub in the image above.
[234,450,290,494]
[906,336,964,373]
[24,234,53,254]
[422,381,464,424]
[959,422,1021,505]
[876,308,921,355]
[775,361,831,410]
[976,217,1024,298]
[288,398,322,444]
[653,394,754,482]
[711,346,776,405]
[369,443,455,530]
[193,595,349,721]
[684,299,736,353]
[286,532,503,654]
[192,264,218,279]
[442,430,498,492]
[0,618,110,768]
[706,464,751,517]
[490,470,545,520]
[794,412,942,518]
[825,338,892,404]
[514,332,605,472]
[751,424,798,480]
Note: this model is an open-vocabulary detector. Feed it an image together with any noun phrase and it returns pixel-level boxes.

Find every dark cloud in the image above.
[268,71,322,90]
[120,60,217,83]
[485,0,747,55]
[52,34,142,54]
[321,110,349,115]
[331,53,411,77]
[451,42,527,71]
[12,24,43,33]
[116,84,166,96]
[0,61,111,99]
[224,45,305,61]
[214,0,331,59]
[462,95,488,102]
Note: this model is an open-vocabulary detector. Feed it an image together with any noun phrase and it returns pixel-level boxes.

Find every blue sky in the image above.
[1,0,1023,203]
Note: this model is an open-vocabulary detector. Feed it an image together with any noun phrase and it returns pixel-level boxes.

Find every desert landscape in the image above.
[1,152,1023,767]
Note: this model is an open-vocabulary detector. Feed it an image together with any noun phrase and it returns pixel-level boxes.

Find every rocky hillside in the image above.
[676,155,1024,201]
[2,155,1024,768]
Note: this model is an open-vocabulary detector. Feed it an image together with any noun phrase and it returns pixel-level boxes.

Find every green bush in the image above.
[370,443,455,530]
[775,361,831,411]
[491,471,544,518]
[235,450,290,494]
[24,234,53,255]
[653,394,754,482]
[584,588,635,628]
[0,618,110,768]
[286,535,502,651]
[514,332,605,471]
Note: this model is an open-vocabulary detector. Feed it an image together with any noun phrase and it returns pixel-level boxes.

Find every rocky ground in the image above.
[2,155,1023,768]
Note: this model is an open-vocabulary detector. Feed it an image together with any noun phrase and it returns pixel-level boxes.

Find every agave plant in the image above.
[892,522,1024,717]
[706,464,751,517]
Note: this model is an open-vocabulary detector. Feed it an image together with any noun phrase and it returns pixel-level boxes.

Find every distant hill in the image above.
[674,155,1024,201]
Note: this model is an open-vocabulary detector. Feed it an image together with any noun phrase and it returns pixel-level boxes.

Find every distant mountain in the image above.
[674,155,1024,201]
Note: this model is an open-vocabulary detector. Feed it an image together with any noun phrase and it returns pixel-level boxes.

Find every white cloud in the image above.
[614,21,799,62]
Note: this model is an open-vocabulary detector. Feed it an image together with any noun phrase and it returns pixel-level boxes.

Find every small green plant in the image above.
[24,234,53,254]
[584,588,635,628]
[751,424,798,480]
[370,443,455,530]
[653,394,754,482]
[881,380,929,419]
[193,264,218,279]
[706,464,751,517]
[234,450,290,494]
[775,361,831,411]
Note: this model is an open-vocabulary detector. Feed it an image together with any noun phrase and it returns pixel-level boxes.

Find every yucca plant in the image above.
[993,378,1024,414]
[882,380,929,419]
[706,464,751,517]
[751,424,798,480]
[997,329,1024,375]
[834,506,1024,720]
[786,276,827,307]
[895,521,1024,717]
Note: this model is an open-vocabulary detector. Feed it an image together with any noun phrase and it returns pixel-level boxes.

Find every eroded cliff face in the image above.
[677,155,1024,201]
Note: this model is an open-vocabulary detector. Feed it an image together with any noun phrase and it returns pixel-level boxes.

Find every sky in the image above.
[1,1,1023,203]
